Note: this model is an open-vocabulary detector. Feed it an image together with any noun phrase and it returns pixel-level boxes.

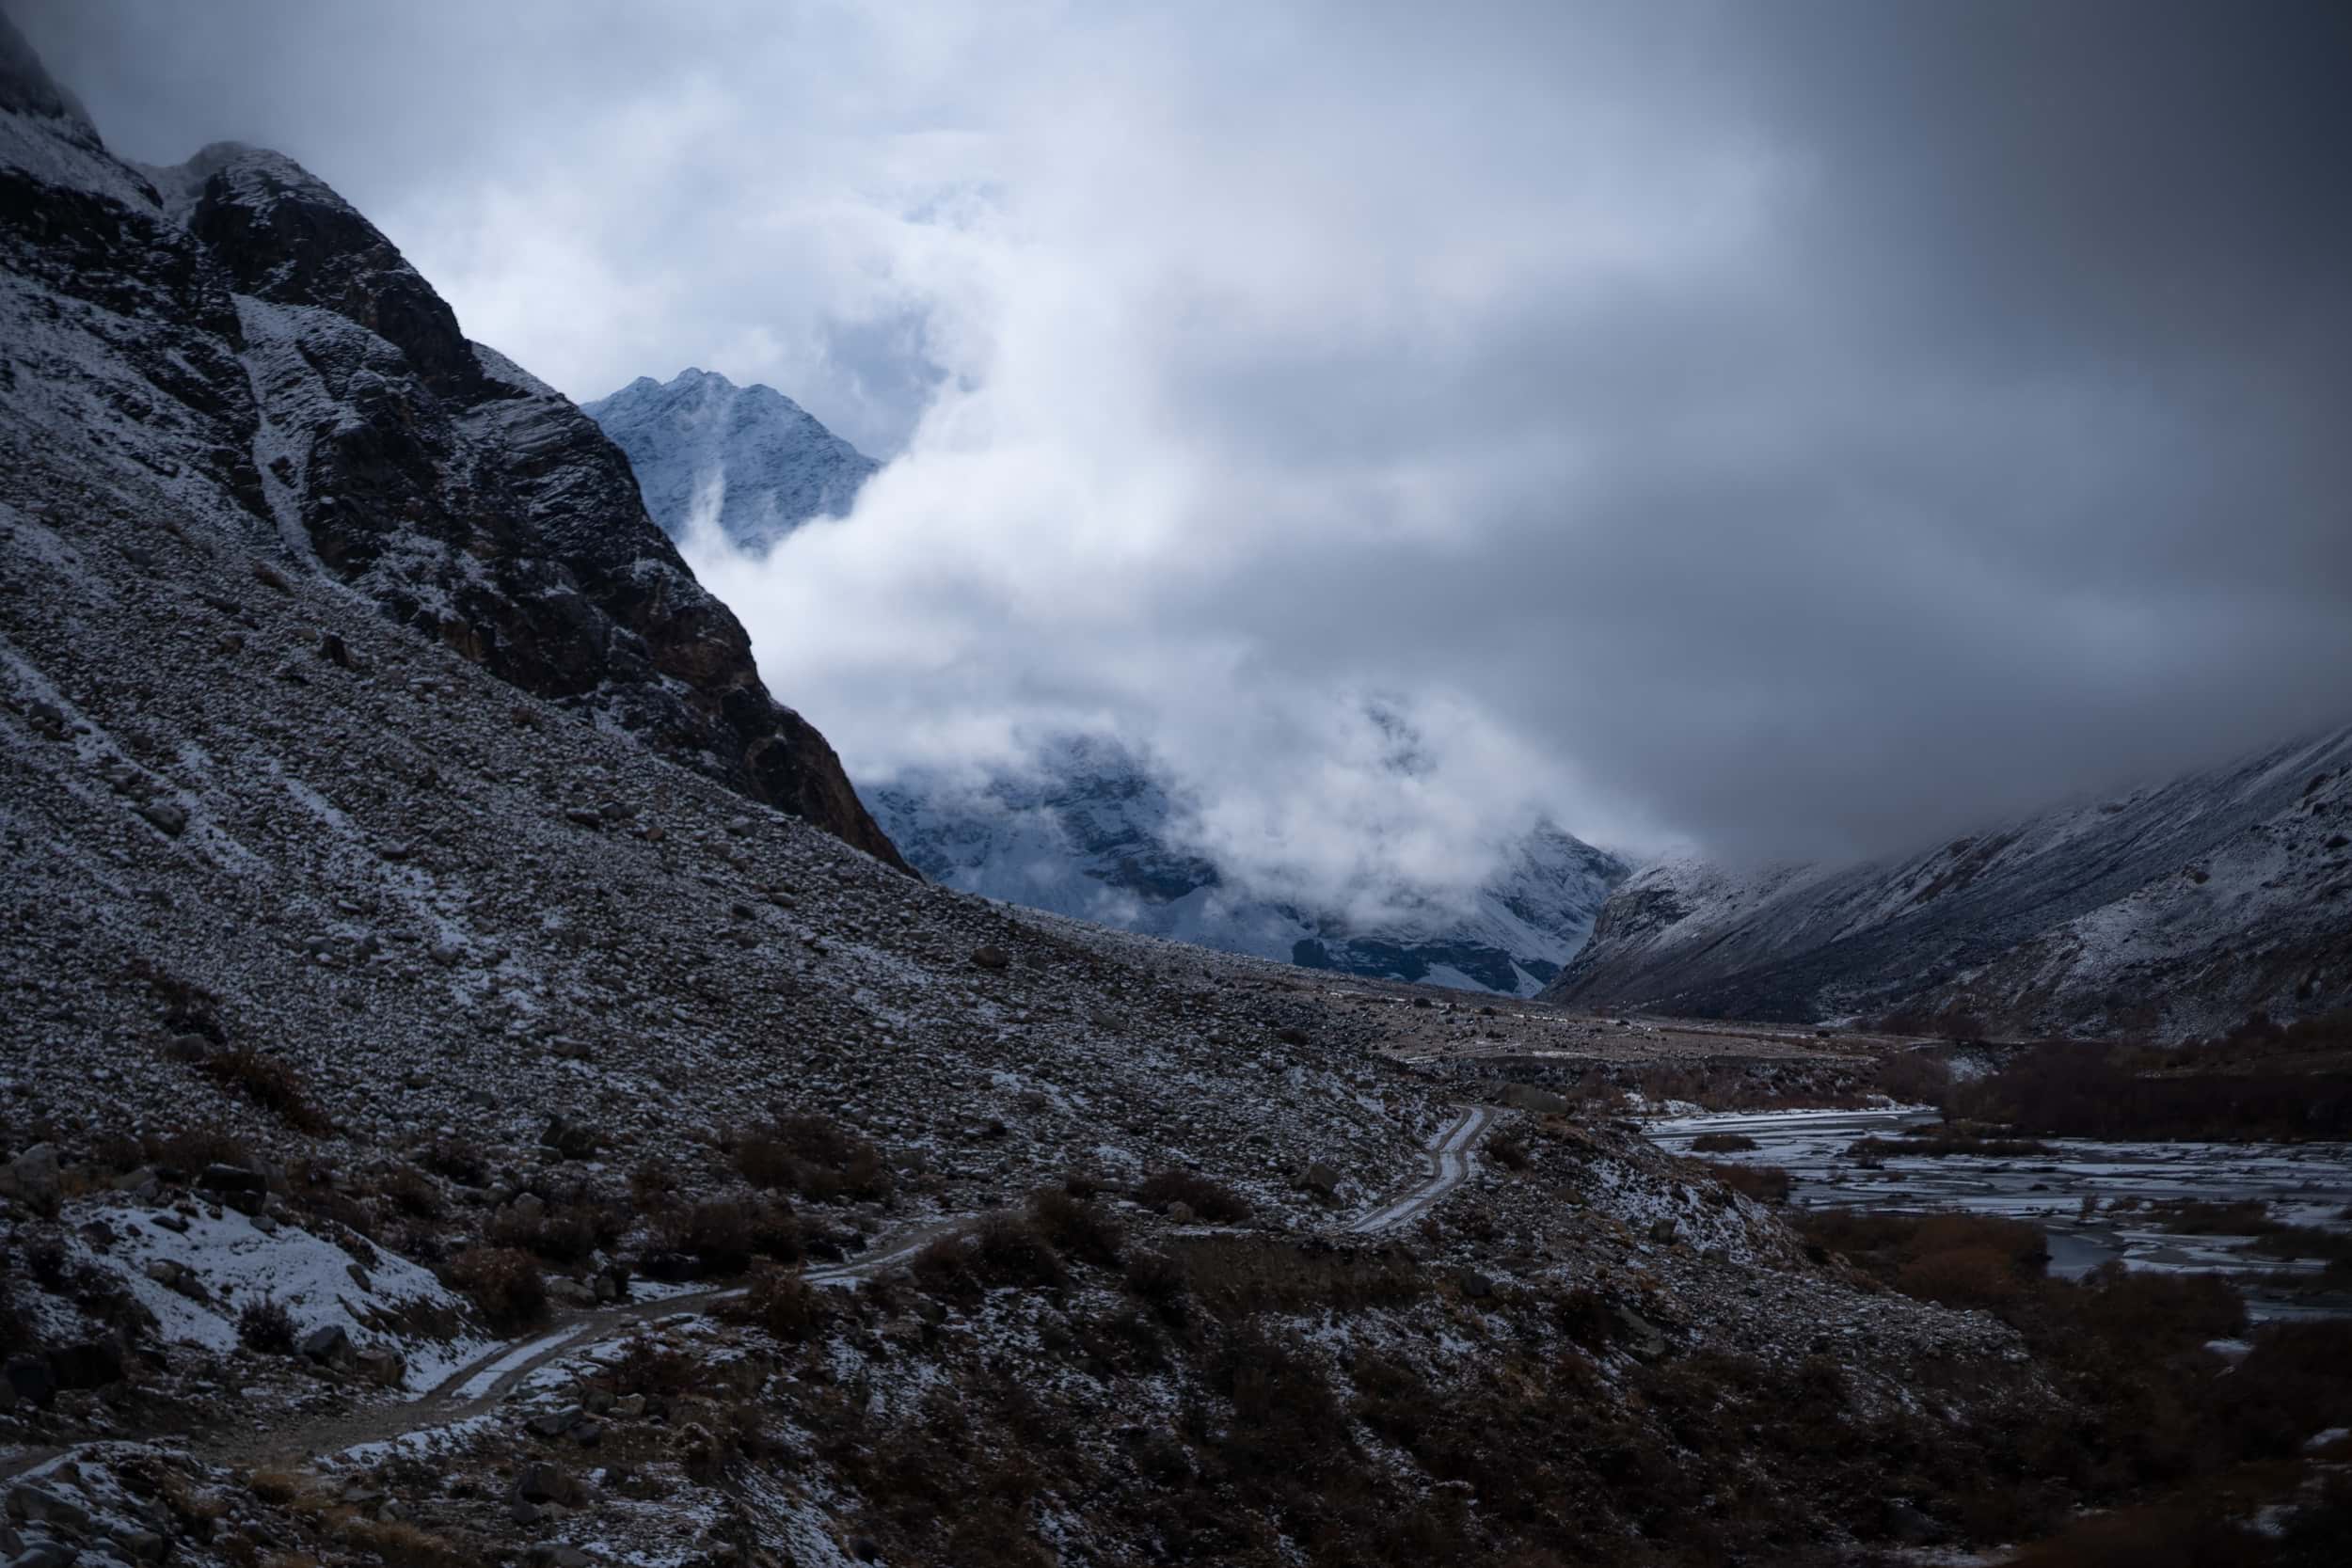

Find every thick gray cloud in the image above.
[19,0,2352,896]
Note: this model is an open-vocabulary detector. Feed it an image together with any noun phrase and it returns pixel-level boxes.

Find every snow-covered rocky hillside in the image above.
[583,368,877,552]
[0,28,904,872]
[1547,723,2352,1038]
[867,734,1630,996]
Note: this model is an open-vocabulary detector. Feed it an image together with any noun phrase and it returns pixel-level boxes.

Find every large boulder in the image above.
[0,1144,60,1210]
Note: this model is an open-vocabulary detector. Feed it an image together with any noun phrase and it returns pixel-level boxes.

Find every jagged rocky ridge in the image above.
[582,369,878,553]
[0,33,903,872]
[866,736,1630,996]
[1548,723,2352,1038]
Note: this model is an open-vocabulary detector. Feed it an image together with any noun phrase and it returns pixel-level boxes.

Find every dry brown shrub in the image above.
[648,1197,792,1276]
[1026,1186,1123,1266]
[418,1137,489,1186]
[442,1245,546,1330]
[724,1269,833,1343]
[1136,1168,1250,1222]
[973,1212,1067,1289]
[378,1165,440,1219]
[734,1112,892,1202]
[1897,1244,2027,1308]
[1874,1050,1954,1106]
[1175,1235,1426,1319]
[199,1047,329,1133]
[328,1517,470,1568]
[1691,1132,1759,1152]
[236,1296,296,1354]
[1704,1161,1791,1204]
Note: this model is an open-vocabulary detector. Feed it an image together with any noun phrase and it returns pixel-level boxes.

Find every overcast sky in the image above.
[22,0,2352,901]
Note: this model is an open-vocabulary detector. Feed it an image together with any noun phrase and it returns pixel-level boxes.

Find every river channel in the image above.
[1644,1106,2352,1323]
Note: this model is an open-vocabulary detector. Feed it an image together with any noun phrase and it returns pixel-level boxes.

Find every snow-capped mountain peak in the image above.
[583,367,878,551]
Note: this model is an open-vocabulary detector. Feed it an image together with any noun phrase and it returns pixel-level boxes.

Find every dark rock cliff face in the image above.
[0,38,905,872]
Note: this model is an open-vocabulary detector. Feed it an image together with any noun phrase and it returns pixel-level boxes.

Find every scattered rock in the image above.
[513,1463,581,1507]
[1,1143,61,1208]
[529,1405,585,1439]
[137,799,189,838]
[6,1484,91,1533]
[546,1277,595,1307]
[3,1356,56,1409]
[112,1527,168,1562]
[541,1116,598,1160]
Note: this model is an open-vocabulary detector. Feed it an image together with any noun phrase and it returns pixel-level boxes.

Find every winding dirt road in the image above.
[5,1109,1496,1479]
[1346,1104,1493,1234]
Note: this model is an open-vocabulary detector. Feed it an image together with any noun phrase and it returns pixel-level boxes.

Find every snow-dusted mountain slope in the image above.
[0,54,903,870]
[868,735,1630,995]
[582,368,877,551]
[1546,724,2352,1038]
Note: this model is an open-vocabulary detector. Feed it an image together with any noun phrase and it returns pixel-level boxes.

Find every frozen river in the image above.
[1645,1106,2352,1322]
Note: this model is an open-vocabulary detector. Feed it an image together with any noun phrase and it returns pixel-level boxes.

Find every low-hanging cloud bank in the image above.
[29,0,2352,900]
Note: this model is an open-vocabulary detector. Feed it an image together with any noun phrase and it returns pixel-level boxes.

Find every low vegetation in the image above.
[1136,1167,1251,1223]
[440,1245,547,1331]
[196,1047,330,1133]
[723,1269,833,1343]
[1947,1023,2352,1140]
[1796,1203,2352,1553]
[1702,1160,1790,1204]
[235,1296,295,1354]
[643,1196,806,1278]
[1847,1130,2050,1159]
[732,1111,893,1203]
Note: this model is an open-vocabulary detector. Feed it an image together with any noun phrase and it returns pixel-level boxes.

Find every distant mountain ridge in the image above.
[867,736,1631,996]
[587,373,1633,992]
[584,369,877,551]
[1546,724,2352,1038]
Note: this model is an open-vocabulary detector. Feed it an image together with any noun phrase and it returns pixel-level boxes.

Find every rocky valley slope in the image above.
[1548,723,2352,1039]
[0,23,901,875]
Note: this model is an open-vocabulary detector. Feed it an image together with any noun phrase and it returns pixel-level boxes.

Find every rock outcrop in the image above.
[0,18,904,871]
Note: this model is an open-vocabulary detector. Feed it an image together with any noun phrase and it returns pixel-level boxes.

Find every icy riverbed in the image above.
[1645,1106,2352,1322]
